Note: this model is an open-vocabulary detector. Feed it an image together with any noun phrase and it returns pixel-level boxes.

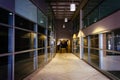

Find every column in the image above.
[33,24,38,70]
[99,33,104,69]
[88,36,91,63]
[8,13,15,80]
[80,37,84,59]
[44,28,48,62]
[79,9,84,59]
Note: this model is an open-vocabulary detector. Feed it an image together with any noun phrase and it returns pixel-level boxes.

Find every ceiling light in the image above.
[70,3,76,11]
[9,13,13,15]
[73,34,77,39]
[40,20,44,23]
[64,18,68,22]
[63,24,65,28]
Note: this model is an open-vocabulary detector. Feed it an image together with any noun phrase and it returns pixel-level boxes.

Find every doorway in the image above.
[56,39,70,53]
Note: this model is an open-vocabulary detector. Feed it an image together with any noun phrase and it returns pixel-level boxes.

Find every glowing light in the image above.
[63,24,65,28]
[65,18,68,22]
[73,34,77,39]
[92,26,110,34]
[77,30,85,37]
[9,13,13,15]
[70,3,76,11]
[40,20,44,23]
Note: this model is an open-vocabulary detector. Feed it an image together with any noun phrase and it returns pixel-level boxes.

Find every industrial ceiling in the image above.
[46,0,82,21]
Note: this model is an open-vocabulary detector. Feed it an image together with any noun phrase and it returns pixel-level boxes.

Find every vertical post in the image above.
[99,33,104,69]
[80,10,82,30]
[72,39,73,53]
[50,31,53,59]
[73,34,77,54]
[8,13,14,80]
[80,37,84,59]
[44,21,48,62]
[33,24,38,70]
[79,10,83,59]
[112,32,115,51]
[88,36,91,63]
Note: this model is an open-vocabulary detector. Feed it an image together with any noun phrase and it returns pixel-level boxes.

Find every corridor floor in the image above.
[30,53,110,80]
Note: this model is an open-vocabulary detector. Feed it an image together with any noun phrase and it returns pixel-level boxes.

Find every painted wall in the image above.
[55,20,73,52]
[55,20,73,40]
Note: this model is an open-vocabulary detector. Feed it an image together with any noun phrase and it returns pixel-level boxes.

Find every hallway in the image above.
[29,53,110,80]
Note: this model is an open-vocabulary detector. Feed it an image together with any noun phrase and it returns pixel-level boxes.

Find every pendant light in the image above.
[70,0,76,11]
[64,7,68,22]
[63,24,65,28]
[65,18,68,22]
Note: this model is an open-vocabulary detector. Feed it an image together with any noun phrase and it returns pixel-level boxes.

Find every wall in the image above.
[55,20,73,40]
[0,0,15,11]
[30,0,49,15]
[55,20,73,52]
[83,10,120,36]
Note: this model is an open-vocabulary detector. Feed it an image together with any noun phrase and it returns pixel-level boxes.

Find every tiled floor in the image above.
[29,53,110,80]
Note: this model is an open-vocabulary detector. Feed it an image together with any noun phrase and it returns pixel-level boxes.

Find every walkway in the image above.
[29,53,110,80]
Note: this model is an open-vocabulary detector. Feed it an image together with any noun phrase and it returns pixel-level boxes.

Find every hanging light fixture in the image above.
[63,24,65,28]
[64,18,68,22]
[70,3,76,11]
[70,0,76,12]
[64,6,68,22]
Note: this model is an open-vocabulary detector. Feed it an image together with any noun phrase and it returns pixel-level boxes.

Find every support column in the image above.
[33,24,38,70]
[80,37,84,59]
[8,13,14,80]
[88,36,91,63]
[50,31,54,59]
[99,33,104,69]
[79,9,84,59]
[44,28,48,62]
[80,10,82,30]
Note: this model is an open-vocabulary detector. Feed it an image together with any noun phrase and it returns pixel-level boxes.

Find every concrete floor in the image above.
[29,53,110,80]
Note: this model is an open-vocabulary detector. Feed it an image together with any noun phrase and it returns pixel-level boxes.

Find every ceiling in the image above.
[47,0,82,21]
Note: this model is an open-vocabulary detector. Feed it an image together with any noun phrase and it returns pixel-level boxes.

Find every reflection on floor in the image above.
[28,53,110,80]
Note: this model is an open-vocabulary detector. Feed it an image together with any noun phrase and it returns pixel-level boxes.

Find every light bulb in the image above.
[65,18,68,22]
[70,3,76,11]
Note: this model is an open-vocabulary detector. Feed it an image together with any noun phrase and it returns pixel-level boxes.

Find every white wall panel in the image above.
[15,0,37,22]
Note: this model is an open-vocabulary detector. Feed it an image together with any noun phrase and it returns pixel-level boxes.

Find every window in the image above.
[15,29,34,51]
[0,26,8,53]
[15,15,34,30]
